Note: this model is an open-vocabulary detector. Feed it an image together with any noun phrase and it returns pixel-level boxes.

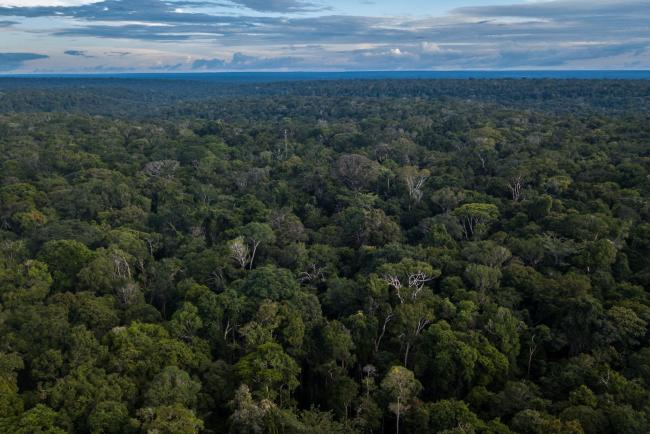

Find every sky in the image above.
[0,0,649,72]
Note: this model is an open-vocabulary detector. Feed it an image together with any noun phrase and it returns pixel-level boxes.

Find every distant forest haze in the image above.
[0,77,649,433]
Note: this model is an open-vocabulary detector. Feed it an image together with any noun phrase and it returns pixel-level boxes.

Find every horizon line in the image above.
[2,69,650,77]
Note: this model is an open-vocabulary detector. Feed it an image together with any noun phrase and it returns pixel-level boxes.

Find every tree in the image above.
[453,203,499,239]
[418,321,479,396]
[77,248,134,294]
[267,209,305,246]
[228,384,272,434]
[235,342,300,403]
[145,366,201,408]
[527,195,553,220]
[606,305,647,347]
[469,127,501,170]
[169,302,204,341]
[400,166,430,208]
[88,401,134,434]
[239,265,299,302]
[47,364,130,429]
[381,366,421,434]
[0,404,67,434]
[37,239,94,292]
[230,222,276,269]
[510,409,583,434]
[229,237,250,269]
[431,187,466,213]
[525,325,551,379]
[379,259,441,304]
[462,241,512,268]
[464,264,502,293]
[574,239,617,273]
[507,175,526,201]
[394,301,435,367]
[137,404,204,434]
[337,205,402,247]
[104,322,198,383]
[540,232,577,266]
[0,259,52,305]
[0,352,23,419]
[426,399,483,432]
[336,154,380,191]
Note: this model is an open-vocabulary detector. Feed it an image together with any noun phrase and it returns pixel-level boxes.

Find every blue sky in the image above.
[0,0,649,72]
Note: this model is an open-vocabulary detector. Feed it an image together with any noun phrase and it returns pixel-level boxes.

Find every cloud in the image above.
[0,0,649,70]
[453,0,650,19]
[150,62,184,70]
[55,24,196,41]
[421,42,442,54]
[0,20,16,26]
[0,52,48,71]
[192,51,302,70]
[0,0,100,6]
[493,41,649,68]
[192,57,226,69]
[0,0,228,23]
[64,49,94,57]
[229,0,324,13]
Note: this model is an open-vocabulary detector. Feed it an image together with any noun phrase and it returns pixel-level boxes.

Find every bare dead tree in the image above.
[143,160,179,178]
[383,275,404,304]
[507,175,525,201]
[599,368,611,388]
[408,271,433,301]
[298,263,326,284]
[400,166,430,208]
[111,252,132,280]
[384,270,433,303]
[116,282,140,307]
[229,237,250,269]
[527,334,538,379]
[362,365,377,398]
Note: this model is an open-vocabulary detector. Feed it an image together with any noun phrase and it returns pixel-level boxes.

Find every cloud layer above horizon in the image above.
[0,0,648,72]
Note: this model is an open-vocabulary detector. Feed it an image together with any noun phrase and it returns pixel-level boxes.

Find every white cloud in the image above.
[0,0,100,6]
[421,42,442,53]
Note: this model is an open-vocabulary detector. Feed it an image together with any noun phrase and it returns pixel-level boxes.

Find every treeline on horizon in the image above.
[2,78,650,117]
[0,79,649,433]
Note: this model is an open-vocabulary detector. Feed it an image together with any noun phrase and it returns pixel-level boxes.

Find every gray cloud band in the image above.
[0,52,49,71]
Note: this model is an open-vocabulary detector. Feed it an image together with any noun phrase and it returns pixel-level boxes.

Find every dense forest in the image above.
[0,78,649,433]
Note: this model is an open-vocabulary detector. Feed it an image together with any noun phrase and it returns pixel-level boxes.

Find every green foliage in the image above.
[239,265,299,301]
[137,404,204,434]
[381,366,422,434]
[0,404,67,434]
[0,352,23,419]
[426,399,483,432]
[0,78,649,433]
[464,264,502,292]
[454,203,499,239]
[37,239,95,292]
[88,401,134,434]
[235,342,300,402]
[145,366,201,407]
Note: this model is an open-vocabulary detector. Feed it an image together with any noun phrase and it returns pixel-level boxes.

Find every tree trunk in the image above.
[403,342,411,368]
[396,398,400,434]
[249,240,260,270]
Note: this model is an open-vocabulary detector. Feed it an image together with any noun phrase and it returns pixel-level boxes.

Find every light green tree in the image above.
[381,366,421,434]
